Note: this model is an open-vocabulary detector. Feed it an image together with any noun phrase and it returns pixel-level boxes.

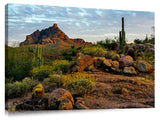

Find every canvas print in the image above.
[5,3,155,111]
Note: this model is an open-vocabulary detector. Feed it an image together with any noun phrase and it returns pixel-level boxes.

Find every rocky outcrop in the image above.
[48,88,74,110]
[119,55,134,68]
[20,23,92,46]
[123,66,137,75]
[134,60,153,73]
[77,55,94,72]
[105,51,120,61]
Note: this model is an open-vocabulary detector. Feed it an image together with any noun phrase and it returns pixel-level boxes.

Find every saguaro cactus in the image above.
[119,17,125,54]
[37,44,44,67]
[32,44,44,68]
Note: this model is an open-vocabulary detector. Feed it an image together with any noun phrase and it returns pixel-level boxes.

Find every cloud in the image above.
[79,13,84,17]
[132,12,136,17]
[6,3,154,45]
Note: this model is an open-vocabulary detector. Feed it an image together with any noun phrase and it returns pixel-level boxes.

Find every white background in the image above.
[0,0,160,120]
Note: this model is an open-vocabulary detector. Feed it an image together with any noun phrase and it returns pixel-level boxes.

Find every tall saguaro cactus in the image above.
[37,44,44,68]
[119,17,125,54]
[32,44,44,68]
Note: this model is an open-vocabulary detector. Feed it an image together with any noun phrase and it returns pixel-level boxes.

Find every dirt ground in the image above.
[82,70,154,109]
[6,70,154,111]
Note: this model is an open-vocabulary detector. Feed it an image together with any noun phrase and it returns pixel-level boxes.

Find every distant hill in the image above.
[20,23,92,48]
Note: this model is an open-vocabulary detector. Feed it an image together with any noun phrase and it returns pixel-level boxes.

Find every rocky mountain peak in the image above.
[20,23,92,47]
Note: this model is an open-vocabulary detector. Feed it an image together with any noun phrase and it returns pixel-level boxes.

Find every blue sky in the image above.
[6,3,154,46]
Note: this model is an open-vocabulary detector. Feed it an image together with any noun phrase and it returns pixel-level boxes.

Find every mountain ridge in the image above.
[20,23,92,47]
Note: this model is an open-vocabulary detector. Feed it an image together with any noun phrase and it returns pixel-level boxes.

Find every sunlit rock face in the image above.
[20,23,92,46]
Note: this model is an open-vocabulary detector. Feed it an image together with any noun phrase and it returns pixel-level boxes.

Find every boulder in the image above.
[112,61,119,69]
[93,57,106,68]
[119,55,134,68]
[135,60,153,73]
[103,59,112,68]
[113,42,120,52]
[125,44,129,54]
[105,51,120,61]
[77,55,94,72]
[85,64,97,72]
[111,53,120,61]
[123,66,137,75]
[48,88,74,110]
[127,47,135,60]
[32,83,44,98]
[59,99,74,110]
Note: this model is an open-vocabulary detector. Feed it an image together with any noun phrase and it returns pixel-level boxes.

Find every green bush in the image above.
[52,60,70,74]
[5,46,33,82]
[44,74,61,86]
[5,77,38,99]
[43,74,61,92]
[31,65,53,81]
[96,38,117,50]
[65,79,95,96]
[81,45,107,57]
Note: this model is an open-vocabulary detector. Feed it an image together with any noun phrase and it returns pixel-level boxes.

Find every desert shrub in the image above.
[43,74,62,92]
[5,77,38,99]
[31,65,53,81]
[5,77,14,84]
[52,60,70,74]
[61,46,78,61]
[81,45,107,57]
[96,38,117,50]
[5,46,33,81]
[66,79,95,96]
[142,51,154,65]
[62,72,97,87]
[134,39,143,44]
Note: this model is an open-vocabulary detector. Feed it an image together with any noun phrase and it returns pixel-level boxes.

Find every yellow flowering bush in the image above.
[52,60,70,73]
[31,65,53,81]
[63,72,97,96]
[81,45,107,57]
[62,72,97,87]
[66,79,95,96]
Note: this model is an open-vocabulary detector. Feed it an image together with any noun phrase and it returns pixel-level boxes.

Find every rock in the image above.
[135,60,153,73]
[16,97,48,111]
[123,66,137,75]
[68,62,78,73]
[32,83,44,98]
[111,53,120,61]
[119,55,134,68]
[93,57,106,68]
[85,64,97,72]
[110,67,123,74]
[112,61,119,69]
[120,54,125,58]
[75,103,89,109]
[127,47,135,59]
[124,44,129,54]
[77,55,94,72]
[105,51,120,61]
[59,99,74,110]
[112,42,120,51]
[48,88,74,110]
[103,59,112,68]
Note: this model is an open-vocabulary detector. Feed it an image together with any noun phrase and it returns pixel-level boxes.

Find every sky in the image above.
[6,3,154,46]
